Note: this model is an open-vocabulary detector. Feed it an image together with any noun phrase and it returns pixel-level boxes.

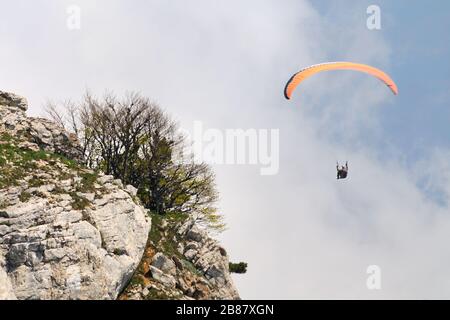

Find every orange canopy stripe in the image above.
[284,62,398,99]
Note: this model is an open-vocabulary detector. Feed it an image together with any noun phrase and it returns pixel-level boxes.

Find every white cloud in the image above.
[0,0,449,299]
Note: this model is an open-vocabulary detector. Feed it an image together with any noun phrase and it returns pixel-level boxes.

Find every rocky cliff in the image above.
[0,92,83,162]
[0,91,239,300]
[0,92,151,299]
[120,214,239,300]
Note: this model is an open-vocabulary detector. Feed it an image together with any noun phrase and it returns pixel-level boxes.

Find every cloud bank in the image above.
[0,0,449,299]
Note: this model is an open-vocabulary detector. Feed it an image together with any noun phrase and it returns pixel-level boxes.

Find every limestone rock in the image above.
[151,253,176,276]
[122,216,240,300]
[0,263,16,300]
[186,225,204,242]
[0,170,151,300]
[178,219,239,299]
[0,93,151,299]
[149,266,176,289]
[0,91,83,161]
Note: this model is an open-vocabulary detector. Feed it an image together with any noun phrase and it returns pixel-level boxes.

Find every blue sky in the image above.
[313,0,450,159]
[308,0,450,208]
[385,1,450,154]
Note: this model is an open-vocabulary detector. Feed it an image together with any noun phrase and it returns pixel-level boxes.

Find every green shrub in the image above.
[19,192,31,202]
[77,171,98,193]
[70,193,90,210]
[229,262,248,274]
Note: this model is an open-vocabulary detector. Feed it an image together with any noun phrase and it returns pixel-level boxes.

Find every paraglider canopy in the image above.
[284,62,398,99]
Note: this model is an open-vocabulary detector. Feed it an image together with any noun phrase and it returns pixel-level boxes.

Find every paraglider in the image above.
[336,162,348,180]
[284,62,398,181]
[284,61,398,100]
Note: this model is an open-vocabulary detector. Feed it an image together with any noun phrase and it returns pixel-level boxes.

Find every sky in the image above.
[1,0,450,299]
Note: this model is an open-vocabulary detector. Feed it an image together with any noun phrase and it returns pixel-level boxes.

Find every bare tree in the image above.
[47,91,224,231]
